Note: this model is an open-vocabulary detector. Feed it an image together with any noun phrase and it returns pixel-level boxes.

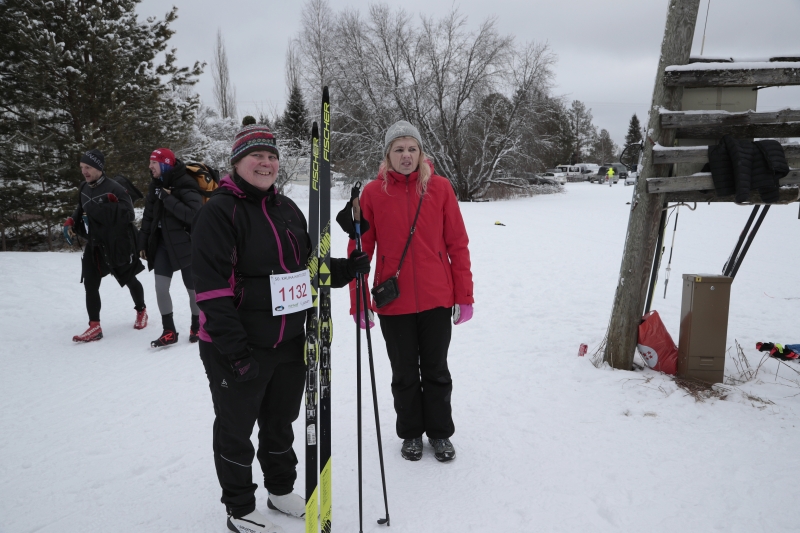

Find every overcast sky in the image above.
[136,0,800,146]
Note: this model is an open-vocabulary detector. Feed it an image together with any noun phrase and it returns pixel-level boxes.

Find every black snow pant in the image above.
[199,334,306,518]
[82,247,145,322]
[378,306,455,440]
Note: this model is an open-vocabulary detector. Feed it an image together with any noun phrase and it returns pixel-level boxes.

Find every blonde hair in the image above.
[378,136,431,194]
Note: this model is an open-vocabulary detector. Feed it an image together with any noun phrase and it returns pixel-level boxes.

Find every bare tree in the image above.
[298,0,335,106]
[285,39,302,97]
[293,2,557,200]
[212,29,237,120]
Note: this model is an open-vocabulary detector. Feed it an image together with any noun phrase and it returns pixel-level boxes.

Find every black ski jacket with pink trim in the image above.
[191,173,351,357]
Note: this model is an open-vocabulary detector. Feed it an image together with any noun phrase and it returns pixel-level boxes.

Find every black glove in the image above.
[346,249,371,278]
[336,183,370,239]
[228,348,259,382]
[155,187,169,200]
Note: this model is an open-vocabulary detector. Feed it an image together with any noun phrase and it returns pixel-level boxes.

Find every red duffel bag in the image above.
[637,310,678,375]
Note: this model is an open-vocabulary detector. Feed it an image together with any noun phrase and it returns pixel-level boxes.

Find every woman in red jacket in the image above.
[352,120,474,462]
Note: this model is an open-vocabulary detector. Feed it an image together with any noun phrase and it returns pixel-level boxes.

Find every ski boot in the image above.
[267,492,305,518]
[227,509,283,533]
[73,321,103,342]
[134,308,148,330]
[151,330,178,348]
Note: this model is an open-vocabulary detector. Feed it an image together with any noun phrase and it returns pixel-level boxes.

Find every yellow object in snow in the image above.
[495,221,506,226]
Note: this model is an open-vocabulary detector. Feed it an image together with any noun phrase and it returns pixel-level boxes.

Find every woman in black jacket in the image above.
[192,124,369,533]
[139,148,204,347]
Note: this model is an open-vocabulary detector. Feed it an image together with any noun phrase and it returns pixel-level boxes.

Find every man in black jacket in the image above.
[64,149,148,342]
[139,148,204,347]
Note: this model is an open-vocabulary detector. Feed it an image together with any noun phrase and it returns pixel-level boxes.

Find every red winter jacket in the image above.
[348,166,473,315]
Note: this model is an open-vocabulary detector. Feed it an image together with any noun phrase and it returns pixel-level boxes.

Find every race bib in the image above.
[270,269,313,316]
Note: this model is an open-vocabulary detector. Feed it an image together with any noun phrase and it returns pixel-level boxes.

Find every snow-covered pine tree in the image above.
[0,0,202,249]
[279,81,309,151]
[273,81,310,189]
[625,114,643,146]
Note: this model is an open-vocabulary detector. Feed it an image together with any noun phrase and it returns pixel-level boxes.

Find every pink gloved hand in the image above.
[352,309,375,329]
[453,303,473,325]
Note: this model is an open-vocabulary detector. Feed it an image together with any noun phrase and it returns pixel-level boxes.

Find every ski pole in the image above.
[663,206,680,299]
[353,203,364,533]
[730,205,770,279]
[644,200,668,315]
[723,205,759,277]
[353,193,390,527]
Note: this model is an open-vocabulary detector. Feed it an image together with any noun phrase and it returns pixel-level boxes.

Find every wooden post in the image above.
[604,0,701,370]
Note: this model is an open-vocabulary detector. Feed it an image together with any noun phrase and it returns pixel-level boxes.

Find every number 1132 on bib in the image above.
[270,269,313,316]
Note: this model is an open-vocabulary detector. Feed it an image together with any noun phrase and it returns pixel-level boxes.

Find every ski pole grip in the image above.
[353,197,361,223]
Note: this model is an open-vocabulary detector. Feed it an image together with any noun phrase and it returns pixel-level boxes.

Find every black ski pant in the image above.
[378,306,455,440]
[82,248,145,322]
[199,335,306,518]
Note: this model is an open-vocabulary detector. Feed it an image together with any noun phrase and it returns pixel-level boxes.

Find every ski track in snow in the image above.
[2,182,800,532]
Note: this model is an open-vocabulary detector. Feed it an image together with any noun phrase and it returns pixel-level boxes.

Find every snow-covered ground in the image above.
[2,182,800,533]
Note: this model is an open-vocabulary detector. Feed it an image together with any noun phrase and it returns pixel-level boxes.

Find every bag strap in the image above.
[393,193,424,279]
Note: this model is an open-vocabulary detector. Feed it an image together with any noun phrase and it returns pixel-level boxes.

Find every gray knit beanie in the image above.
[384,120,422,154]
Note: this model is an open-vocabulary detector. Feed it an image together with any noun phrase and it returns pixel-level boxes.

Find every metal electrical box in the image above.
[677,274,733,384]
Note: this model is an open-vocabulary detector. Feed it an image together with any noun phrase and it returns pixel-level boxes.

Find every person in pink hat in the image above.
[138,148,204,347]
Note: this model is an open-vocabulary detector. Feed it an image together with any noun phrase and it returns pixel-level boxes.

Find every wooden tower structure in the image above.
[603,0,800,370]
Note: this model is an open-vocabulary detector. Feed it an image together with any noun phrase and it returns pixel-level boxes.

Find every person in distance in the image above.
[138,148,203,348]
[64,149,148,342]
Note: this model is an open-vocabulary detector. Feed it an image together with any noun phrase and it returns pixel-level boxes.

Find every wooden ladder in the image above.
[603,0,800,370]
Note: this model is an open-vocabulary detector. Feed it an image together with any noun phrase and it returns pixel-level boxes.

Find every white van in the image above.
[558,164,598,181]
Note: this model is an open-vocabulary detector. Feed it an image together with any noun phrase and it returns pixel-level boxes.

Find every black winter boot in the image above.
[401,437,423,461]
[428,437,456,462]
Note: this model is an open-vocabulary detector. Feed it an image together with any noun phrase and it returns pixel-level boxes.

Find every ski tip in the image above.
[312,121,319,136]
[322,86,329,98]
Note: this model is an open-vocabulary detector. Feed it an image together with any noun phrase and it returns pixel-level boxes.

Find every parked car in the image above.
[591,163,627,184]
[520,172,557,186]
[544,169,568,185]
[625,163,642,186]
